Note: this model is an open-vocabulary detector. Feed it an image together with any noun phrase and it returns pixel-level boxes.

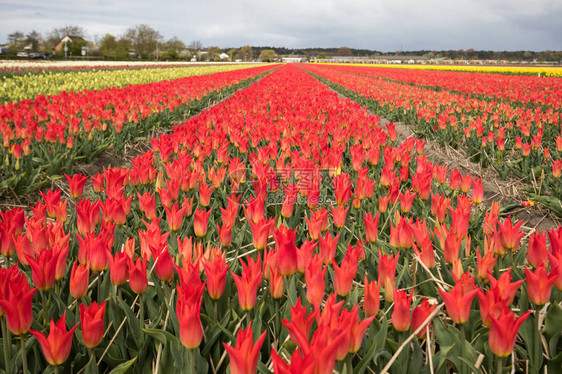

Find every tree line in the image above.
[3,25,279,62]
[3,25,560,62]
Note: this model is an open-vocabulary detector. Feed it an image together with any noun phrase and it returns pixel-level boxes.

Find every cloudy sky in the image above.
[1,0,561,51]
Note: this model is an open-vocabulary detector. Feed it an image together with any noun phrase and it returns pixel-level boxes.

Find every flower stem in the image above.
[190,348,195,374]
[139,293,145,328]
[1,317,11,374]
[460,323,467,374]
[55,365,59,374]
[274,298,281,345]
[213,299,218,323]
[20,335,27,374]
[496,356,503,374]
[41,290,48,326]
[346,354,353,374]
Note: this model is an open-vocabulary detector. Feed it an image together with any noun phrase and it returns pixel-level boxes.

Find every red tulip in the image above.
[363,212,379,243]
[498,216,524,252]
[472,178,483,204]
[438,281,478,324]
[137,192,157,221]
[378,249,399,302]
[217,222,233,247]
[399,189,416,213]
[389,215,413,249]
[282,297,317,345]
[332,173,352,205]
[476,250,497,282]
[489,308,531,357]
[392,288,412,332]
[267,255,285,299]
[275,225,298,276]
[79,301,106,348]
[318,231,339,265]
[69,260,89,299]
[176,277,205,349]
[363,275,380,317]
[413,239,436,269]
[26,248,58,291]
[330,204,349,229]
[305,208,328,240]
[30,312,78,365]
[281,184,299,218]
[249,218,274,250]
[223,323,266,374]
[202,250,229,300]
[296,239,316,274]
[87,234,110,272]
[527,231,548,268]
[525,264,558,306]
[333,253,357,297]
[348,307,375,353]
[412,298,435,339]
[198,181,214,207]
[128,257,148,294]
[231,256,262,311]
[155,247,175,283]
[193,207,211,238]
[0,269,36,335]
[305,255,326,309]
[488,269,524,306]
[164,203,186,232]
[110,252,129,286]
[65,173,89,199]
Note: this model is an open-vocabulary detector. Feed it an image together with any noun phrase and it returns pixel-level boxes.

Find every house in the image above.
[53,35,86,53]
[282,55,303,63]
[219,53,230,60]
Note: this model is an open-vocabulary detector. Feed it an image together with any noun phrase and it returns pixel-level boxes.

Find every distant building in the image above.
[53,35,86,53]
[282,55,303,63]
[219,53,230,60]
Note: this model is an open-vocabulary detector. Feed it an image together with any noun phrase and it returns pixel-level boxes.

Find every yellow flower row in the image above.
[320,63,562,77]
[0,64,264,103]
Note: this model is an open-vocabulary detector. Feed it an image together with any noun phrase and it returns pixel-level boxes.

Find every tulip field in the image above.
[0,62,561,374]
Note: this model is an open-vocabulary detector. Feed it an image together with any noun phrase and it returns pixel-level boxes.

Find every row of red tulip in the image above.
[0,65,277,195]
[319,64,562,107]
[303,63,562,207]
[1,64,561,373]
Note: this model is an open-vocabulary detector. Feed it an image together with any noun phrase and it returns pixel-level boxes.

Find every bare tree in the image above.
[26,30,41,52]
[124,24,163,59]
[188,40,202,51]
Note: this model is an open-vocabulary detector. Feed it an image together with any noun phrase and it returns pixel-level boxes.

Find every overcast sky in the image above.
[2,0,561,51]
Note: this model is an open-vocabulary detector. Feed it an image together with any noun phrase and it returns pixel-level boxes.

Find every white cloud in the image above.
[0,0,560,50]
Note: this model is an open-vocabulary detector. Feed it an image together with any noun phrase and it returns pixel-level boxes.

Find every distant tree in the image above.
[7,31,25,53]
[317,52,326,59]
[48,25,87,40]
[99,34,131,59]
[162,37,186,60]
[259,49,276,62]
[207,46,222,61]
[237,45,253,61]
[188,40,202,51]
[25,31,41,52]
[44,25,87,53]
[124,24,162,59]
[337,46,352,56]
[7,31,25,45]
[227,48,237,61]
